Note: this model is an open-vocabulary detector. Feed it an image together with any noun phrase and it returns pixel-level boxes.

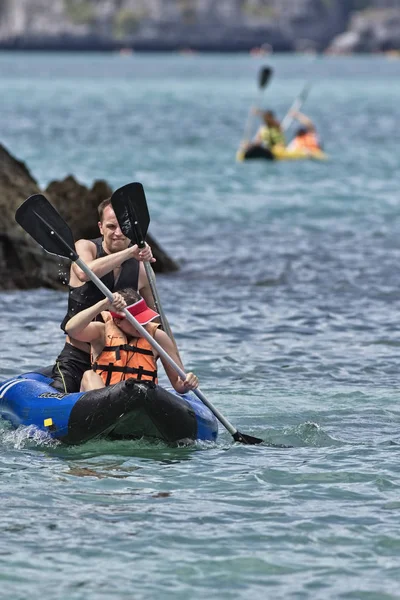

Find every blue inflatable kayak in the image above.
[0,368,218,445]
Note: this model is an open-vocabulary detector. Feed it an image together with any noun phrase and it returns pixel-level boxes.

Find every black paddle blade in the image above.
[259,66,273,89]
[15,194,78,260]
[111,182,150,248]
[233,431,264,445]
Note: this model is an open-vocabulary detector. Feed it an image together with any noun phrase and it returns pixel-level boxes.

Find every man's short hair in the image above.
[98,197,112,221]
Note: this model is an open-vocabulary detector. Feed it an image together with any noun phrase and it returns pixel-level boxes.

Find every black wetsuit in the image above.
[51,238,140,392]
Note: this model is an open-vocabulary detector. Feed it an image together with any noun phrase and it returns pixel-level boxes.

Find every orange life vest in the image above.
[92,312,159,386]
[290,132,320,152]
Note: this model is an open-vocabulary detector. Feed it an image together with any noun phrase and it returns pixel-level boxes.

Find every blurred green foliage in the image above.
[177,0,197,24]
[113,9,142,38]
[243,2,276,19]
[64,0,95,25]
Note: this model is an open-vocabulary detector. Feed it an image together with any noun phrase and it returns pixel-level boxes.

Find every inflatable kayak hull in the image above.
[0,370,218,445]
[237,145,327,162]
[238,146,274,161]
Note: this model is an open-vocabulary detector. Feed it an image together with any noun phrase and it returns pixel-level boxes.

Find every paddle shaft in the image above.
[242,88,264,142]
[281,83,311,132]
[143,261,175,341]
[127,202,176,342]
[241,67,272,143]
[75,257,241,438]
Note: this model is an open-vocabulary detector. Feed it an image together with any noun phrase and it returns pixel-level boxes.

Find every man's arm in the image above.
[71,240,154,284]
[289,110,315,131]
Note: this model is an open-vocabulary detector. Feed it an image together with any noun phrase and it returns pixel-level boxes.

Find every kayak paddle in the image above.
[110,182,176,344]
[281,82,312,132]
[15,194,264,445]
[240,65,273,147]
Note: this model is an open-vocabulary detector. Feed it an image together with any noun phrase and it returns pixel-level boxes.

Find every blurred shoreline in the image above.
[0,44,399,57]
[0,1,399,55]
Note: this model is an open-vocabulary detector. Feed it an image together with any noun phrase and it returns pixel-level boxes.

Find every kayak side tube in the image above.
[0,373,218,445]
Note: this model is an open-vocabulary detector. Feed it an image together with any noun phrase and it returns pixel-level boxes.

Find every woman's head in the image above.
[295,127,308,137]
[262,110,281,129]
[110,288,159,332]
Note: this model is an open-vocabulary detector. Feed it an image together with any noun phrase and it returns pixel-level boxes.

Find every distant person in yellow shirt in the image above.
[251,109,286,150]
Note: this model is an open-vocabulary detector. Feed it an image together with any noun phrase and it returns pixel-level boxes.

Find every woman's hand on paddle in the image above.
[105,292,126,313]
[182,372,199,391]
[130,242,156,263]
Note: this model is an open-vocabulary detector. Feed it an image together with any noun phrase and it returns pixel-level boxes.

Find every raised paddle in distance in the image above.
[240,65,273,146]
[111,182,176,343]
[259,65,273,89]
[281,82,312,132]
[15,194,264,445]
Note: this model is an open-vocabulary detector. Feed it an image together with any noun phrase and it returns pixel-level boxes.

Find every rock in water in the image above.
[0,144,179,290]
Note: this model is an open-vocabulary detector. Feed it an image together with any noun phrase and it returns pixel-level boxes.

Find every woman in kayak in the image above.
[251,109,286,150]
[65,288,199,394]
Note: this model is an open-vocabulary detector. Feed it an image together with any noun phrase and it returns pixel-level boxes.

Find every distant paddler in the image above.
[251,108,286,150]
[237,107,327,162]
[238,108,286,159]
[286,110,322,154]
[236,66,273,156]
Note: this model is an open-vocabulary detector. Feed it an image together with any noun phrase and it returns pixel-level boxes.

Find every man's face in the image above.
[99,205,130,254]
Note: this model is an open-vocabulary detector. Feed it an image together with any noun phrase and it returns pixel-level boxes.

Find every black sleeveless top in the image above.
[60,237,140,331]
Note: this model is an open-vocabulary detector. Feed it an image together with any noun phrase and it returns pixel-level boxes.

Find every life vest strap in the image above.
[103,344,154,356]
[92,362,158,384]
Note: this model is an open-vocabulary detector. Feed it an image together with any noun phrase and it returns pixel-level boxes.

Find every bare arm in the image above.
[65,299,108,342]
[71,239,155,284]
[289,110,315,131]
[65,293,126,342]
[155,329,199,394]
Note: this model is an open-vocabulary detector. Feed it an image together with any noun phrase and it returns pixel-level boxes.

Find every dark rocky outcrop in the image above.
[0,143,178,291]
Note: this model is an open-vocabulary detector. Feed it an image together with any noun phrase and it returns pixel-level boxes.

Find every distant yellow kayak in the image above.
[236,145,328,162]
[272,147,327,161]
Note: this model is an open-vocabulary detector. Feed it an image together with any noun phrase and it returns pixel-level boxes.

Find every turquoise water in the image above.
[1,52,400,599]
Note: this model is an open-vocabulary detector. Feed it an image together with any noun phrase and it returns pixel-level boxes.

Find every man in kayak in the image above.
[65,288,199,394]
[287,110,322,153]
[51,197,155,393]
